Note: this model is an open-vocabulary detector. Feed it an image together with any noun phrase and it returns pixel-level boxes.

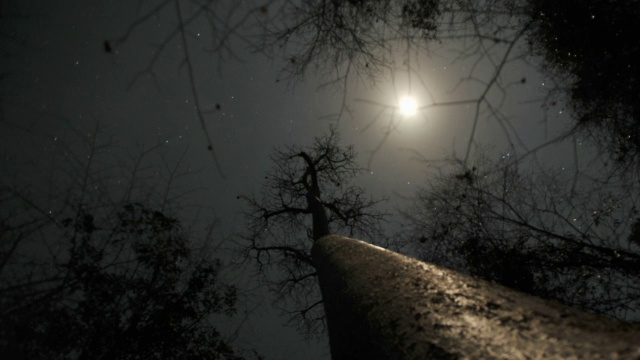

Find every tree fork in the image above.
[312,235,640,359]
[298,151,330,239]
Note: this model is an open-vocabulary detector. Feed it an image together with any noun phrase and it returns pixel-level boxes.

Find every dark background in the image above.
[0,1,586,358]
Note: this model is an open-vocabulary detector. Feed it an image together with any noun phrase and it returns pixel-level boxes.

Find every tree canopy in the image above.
[527,0,640,165]
[1,203,242,359]
[0,127,255,359]
[261,0,640,168]
[102,0,640,172]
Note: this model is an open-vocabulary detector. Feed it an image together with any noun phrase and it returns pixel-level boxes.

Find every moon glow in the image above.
[399,96,418,116]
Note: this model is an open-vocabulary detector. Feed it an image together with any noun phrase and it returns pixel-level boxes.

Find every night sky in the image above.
[0,1,578,359]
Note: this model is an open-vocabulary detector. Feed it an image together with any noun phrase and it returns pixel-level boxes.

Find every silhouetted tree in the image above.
[1,203,242,360]
[113,0,530,170]
[239,126,387,336]
[252,0,640,177]
[259,0,444,79]
[527,0,640,167]
[110,0,640,174]
[403,153,640,320]
[0,126,256,360]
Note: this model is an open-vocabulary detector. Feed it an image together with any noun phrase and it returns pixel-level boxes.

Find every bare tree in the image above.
[258,0,536,160]
[255,0,640,180]
[402,152,640,320]
[108,0,640,181]
[239,126,387,336]
[111,0,540,173]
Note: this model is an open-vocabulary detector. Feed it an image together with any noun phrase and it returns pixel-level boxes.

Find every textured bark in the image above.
[312,235,640,360]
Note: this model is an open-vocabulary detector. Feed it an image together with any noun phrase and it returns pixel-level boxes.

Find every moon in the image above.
[399,96,418,116]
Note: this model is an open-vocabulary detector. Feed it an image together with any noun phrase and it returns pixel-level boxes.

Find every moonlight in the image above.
[399,96,417,116]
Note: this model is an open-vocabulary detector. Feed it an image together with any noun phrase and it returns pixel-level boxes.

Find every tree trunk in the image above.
[313,235,640,359]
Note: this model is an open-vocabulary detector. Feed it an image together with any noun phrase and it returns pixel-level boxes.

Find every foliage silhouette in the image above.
[0,126,255,359]
[1,202,246,359]
[527,0,640,167]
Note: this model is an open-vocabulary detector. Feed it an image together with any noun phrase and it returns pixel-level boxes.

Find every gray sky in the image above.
[0,1,580,358]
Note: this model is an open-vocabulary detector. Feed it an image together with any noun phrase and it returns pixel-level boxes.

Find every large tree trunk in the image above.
[306,191,329,240]
[313,235,640,359]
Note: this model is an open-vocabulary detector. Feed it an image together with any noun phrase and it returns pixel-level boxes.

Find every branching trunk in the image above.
[298,151,330,240]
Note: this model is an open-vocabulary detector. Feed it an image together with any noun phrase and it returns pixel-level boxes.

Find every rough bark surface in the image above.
[312,235,640,360]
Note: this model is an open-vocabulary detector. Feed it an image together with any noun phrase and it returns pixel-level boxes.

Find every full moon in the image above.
[399,96,418,116]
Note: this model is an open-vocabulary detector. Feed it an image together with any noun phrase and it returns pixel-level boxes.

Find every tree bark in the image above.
[298,151,329,240]
[313,235,640,359]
